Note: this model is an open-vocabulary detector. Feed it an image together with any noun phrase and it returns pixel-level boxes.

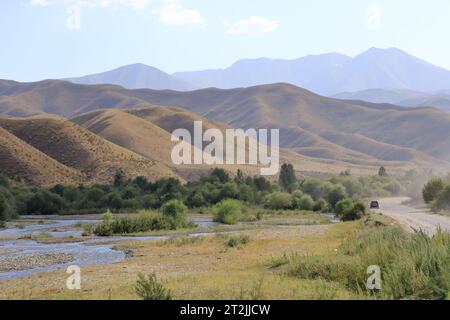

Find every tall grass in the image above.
[94,210,195,236]
[287,224,450,299]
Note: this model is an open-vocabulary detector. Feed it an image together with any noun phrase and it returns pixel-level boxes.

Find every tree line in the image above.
[0,165,424,225]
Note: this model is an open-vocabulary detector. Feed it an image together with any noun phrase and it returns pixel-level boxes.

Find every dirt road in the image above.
[377,197,450,235]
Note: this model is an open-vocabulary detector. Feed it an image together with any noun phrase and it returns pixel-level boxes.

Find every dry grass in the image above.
[0,222,365,300]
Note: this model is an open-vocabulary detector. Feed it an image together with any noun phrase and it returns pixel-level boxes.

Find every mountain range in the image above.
[1,79,449,185]
[333,89,450,113]
[64,48,450,99]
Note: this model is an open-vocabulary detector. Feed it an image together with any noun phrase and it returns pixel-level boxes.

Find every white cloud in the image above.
[30,0,50,5]
[29,0,151,10]
[158,1,205,27]
[227,16,278,36]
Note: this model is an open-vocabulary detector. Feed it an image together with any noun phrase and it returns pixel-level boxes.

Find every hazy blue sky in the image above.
[2,0,450,81]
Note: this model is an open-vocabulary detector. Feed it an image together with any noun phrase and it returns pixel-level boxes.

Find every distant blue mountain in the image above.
[65,48,450,96]
[66,63,196,91]
[173,48,450,95]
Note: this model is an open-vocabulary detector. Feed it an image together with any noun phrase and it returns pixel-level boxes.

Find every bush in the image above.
[161,199,189,228]
[297,195,315,211]
[431,185,450,212]
[335,199,366,221]
[327,185,348,209]
[94,210,172,236]
[291,190,304,209]
[264,192,292,210]
[313,198,328,212]
[226,235,250,248]
[213,199,243,224]
[423,178,446,204]
[135,273,172,300]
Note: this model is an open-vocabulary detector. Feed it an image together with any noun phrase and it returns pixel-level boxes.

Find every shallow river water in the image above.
[0,217,219,281]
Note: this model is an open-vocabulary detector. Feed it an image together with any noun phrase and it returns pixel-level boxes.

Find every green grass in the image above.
[226,235,250,248]
[286,219,450,299]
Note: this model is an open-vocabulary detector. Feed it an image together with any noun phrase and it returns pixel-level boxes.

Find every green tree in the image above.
[378,166,388,177]
[0,193,8,221]
[26,190,65,215]
[113,169,126,187]
[63,187,81,203]
[327,185,348,209]
[431,185,450,212]
[235,169,244,183]
[279,163,296,192]
[85,188,105,202]
[423,178,446,204]
[264,192,292,210]
[211,168,230,183]
[220,182,239,200]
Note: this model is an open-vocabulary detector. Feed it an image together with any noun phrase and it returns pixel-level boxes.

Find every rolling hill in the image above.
[1,80,450,178]
[0,126,83,185]
[333,89,450,113]
[0,116,177,184]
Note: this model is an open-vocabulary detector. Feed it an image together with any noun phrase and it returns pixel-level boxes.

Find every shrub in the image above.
[423,178,446,204]
[135,273,172,300]
[161,199,189,228]
[297,195,315,211]
[291,190,304,209]
[94,210,172,236]
[213,199,243,224]
[264,192,292,210]
[226,235,250,248]
[431,185,450,212]
[93,222,113,236]
[313,198,328,212]
[335,199,366,221]
[327,185,348,209]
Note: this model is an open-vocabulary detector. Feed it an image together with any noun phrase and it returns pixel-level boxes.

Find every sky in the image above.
[2,0,450,81]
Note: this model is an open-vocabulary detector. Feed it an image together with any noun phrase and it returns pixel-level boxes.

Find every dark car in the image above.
[369,200,380,209]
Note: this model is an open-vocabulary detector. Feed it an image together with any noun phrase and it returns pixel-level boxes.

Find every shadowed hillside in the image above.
[0,116,177,184]
[0,126,83,185]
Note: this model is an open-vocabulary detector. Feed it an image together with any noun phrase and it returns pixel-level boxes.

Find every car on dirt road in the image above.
[369,200,380,209]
